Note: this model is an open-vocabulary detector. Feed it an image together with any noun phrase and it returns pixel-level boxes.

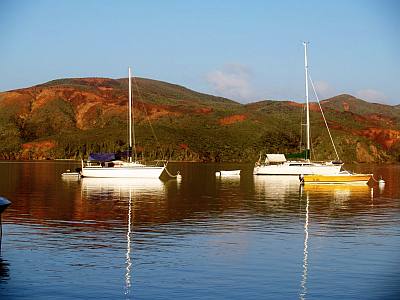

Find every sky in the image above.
[1,0,399,104]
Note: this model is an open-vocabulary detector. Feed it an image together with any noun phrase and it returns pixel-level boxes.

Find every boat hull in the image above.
[216,170,241,176]
[302,174,372,185]
[81,166,165,178]
[253,163,341,175]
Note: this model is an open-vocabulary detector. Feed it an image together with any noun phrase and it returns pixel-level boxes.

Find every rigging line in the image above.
[126,91,130,159]
[131,76,162,157]
[312,145,317,160]
[129,69,138,162]
[164,167,180,178]
[307,102,313,160]
[300,102,304,152]
[371,174,384,183]
[308,74,340,161]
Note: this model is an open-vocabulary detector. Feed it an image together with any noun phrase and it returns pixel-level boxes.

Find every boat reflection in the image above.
[298,183,374,299]
[81,177,166,199]
[302,184,371,195]
[80,178,166,297]
[302,184,372,209]
[0,257,10,283]
[253,175,301,200]
[216,173,241,189]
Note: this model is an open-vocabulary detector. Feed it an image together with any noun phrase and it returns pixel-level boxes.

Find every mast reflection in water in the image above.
[300,191,309,300]
[81,177,167,297]
[0,162,399,299]
[125,189,132,297]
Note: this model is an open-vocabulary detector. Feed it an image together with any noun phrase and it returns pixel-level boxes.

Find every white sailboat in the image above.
[80,68,165,178]
[254,43,343,176]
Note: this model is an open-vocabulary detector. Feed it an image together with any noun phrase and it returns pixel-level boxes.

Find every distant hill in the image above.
[0,78,399,163]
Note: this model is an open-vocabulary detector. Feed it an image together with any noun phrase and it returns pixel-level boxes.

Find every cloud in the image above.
[355,89,387,103]
[312,80,336,99]
[206,64,254,101]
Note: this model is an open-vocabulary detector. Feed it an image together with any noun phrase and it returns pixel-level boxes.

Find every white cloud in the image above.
[312,80,336,99]
[355,89,387,103]
[206,64,254,101]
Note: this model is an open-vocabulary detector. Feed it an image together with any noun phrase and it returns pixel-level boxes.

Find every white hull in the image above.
[81,166,165,178]
[254,162,341,175]
[216,170,241,176]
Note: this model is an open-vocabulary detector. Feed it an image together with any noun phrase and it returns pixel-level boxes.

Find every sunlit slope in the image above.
[0,78,398,162]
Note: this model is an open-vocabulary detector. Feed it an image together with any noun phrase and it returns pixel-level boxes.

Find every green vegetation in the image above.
[0,78,399,162]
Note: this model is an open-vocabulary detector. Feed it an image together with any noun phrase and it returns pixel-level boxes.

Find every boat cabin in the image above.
[264,154,287,165]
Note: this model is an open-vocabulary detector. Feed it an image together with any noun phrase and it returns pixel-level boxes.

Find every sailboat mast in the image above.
[303,42,311,160]
[128,67,132,163]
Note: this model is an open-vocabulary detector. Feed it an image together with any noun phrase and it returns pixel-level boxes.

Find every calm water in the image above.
[0,162,399,300]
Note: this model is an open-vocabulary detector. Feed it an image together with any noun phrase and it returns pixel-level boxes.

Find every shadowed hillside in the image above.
[0,78,399,162]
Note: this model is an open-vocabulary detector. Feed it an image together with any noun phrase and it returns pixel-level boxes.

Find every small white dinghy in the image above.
[216,170,241,176]
[61,169,81,178]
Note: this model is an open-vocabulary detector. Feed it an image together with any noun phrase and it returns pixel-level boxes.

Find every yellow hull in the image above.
[303,184,370,192]
[303,174,372,185]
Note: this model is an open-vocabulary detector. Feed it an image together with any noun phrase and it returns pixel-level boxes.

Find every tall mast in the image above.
[128,67,132,163]
[303,42,310,160]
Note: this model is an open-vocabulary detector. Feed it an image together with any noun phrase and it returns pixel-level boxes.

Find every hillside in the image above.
[0,78,399,163]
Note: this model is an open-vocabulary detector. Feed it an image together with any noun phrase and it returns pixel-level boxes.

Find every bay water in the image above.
[0,162,399,299]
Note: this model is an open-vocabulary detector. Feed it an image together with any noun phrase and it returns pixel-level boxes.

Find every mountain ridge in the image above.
[0,77,399,162]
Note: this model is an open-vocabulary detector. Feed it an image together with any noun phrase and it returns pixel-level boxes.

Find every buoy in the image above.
[378,177,385,193]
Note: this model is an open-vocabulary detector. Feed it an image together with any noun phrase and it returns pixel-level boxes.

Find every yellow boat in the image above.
[300,171,372,185]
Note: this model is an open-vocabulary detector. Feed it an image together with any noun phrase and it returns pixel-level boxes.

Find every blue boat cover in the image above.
[88,153,116,162]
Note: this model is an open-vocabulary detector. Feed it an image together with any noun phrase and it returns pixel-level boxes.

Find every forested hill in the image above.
[0,77,399,163]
